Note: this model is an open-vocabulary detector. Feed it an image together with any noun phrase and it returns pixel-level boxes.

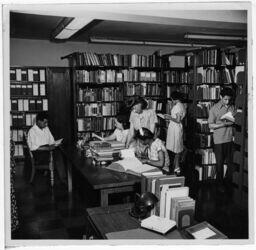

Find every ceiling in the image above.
[10,10,247,46]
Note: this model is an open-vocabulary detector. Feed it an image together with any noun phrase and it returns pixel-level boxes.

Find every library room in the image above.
[2,1,253,246]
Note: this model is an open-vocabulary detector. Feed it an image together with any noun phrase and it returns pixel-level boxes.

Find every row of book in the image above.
[163,70,193,84]
[77,87,123,102]
[196,119,211,133]
[195,134,212,148]
[11,113,37,127]
[197,67,236,84]
[196,101,214,117]
[10,83,46,96]
[77,117,115,132]
[14,144,24,157]
[167,85,193,99]
[196,148,216,164]
[10,68,46,82]
[196,49,218,66]
[196,85,221,100]
[76,69,161,83]
[77,103,120,117]
[68,52,162,68]
[195,164,227,181]
[125,82,161,96]
[11,129,24,142]
[11,99,48,112]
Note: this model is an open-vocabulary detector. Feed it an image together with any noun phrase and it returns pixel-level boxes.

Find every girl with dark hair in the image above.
[126,97,158,147]
[102,113,130,144]
[165,91,186,175]
[131,127,170,173]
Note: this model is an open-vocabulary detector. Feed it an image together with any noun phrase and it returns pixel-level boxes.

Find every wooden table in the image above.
[86,203,186,239]
[60,146,141,207]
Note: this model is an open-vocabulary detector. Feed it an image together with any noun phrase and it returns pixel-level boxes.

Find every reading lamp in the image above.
[129,192,158,219]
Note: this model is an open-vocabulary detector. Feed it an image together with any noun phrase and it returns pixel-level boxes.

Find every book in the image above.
[185,221,228,239]
[106,157,157,176]
[220,111,235,122]
[140,215,176,234]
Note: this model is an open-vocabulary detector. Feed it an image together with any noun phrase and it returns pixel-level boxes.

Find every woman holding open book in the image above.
[165,91,186,175]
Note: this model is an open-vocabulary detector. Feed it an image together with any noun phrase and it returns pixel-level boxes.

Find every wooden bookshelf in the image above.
[10,66,48,160]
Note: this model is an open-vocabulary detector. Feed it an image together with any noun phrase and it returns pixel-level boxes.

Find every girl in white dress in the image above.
[165,91,186,175]
[103,113,130,144]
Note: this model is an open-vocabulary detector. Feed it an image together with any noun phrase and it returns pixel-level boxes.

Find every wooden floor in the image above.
[12,162,248,239]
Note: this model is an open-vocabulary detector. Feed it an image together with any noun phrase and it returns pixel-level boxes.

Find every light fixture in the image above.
[90,37,214,48]
[54,17,94,40]
[184,33,247,41]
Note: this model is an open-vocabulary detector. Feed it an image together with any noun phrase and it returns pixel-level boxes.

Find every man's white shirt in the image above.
[27,124,55,151]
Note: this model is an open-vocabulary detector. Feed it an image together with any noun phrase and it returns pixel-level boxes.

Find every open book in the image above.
[220,111,235,122]
[106,157,158,176]
[39,138,63,148]
[141,215,176,234]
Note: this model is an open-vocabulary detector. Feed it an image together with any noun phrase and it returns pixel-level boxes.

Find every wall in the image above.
[10,38,180,67]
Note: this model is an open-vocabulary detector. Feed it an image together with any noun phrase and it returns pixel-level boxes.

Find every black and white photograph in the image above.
[1,0,254,247]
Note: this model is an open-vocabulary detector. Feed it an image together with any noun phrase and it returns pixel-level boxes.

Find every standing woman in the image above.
[126,97,158,148]
[165,91,186,175]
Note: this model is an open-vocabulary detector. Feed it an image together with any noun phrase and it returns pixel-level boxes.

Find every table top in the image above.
[60,146,141,190]
[86,203,186,239]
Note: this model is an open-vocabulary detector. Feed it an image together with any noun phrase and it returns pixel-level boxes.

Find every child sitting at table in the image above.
[133,127,170,173]
[103,113,130,144]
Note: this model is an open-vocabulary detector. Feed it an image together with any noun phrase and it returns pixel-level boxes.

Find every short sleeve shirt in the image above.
[148,138,170,171]
[208,101,235,144]
[129,109,158,133]
[113,129,129,144]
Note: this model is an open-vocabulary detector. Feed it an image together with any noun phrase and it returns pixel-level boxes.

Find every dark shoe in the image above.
[174,168,181,176]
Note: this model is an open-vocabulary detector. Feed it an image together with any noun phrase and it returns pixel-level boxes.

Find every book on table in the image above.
[140,215,176,235]
[106,157,159,176]
[185,221,228,239]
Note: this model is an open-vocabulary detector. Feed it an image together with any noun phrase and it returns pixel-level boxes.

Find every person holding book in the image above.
[126,97,158,148]
[135,127,170,174]
[102,113,130,144]
[165,91,186,175]
[208,87,236,193]
[27,111,66,185]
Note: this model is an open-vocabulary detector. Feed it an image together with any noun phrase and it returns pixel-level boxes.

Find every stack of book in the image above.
[164,70,190,84]
[196,49,218,66]
[196,102,214,117]
[89,140,125,163]
[196,148,216,164]
[77,117,115,132]
[197,67,221,84]
[196,85,221,100]
[125,82,161,96]
[10,68,46,82]
[196,119,211,133]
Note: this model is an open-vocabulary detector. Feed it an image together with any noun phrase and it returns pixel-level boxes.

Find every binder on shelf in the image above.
[16,69,22,81]
[11,100,18,111]
[43,99,48,111]
[10,85,16,96]
[29,100,36,110]
[33,69,39,81]
[16,84,22,95]
[28,69,34,82]
[18,99,23,111]
[33,83,39,96]
[39,69,46,82]
[23,99,29,111]
[36,100,43,111]
[21,69,28,81]
[21,85,27,95]
[27,84,33,95]
[10,69,16,81]
[40,83,46,96]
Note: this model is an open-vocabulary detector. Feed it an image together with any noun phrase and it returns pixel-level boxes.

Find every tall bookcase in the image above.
[61,51,163,143]
[10,67,48,160]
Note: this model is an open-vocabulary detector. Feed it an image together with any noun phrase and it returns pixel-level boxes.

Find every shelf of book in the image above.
[10,67,49,160]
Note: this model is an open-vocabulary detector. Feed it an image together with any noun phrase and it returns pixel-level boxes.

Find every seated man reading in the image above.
[27,111,66,184]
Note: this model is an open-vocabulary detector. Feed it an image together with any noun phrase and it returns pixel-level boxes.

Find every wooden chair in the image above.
[23,134,54,187]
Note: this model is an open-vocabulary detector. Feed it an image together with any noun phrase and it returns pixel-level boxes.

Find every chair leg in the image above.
[49,151,54,187]
[30,166,35,184]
